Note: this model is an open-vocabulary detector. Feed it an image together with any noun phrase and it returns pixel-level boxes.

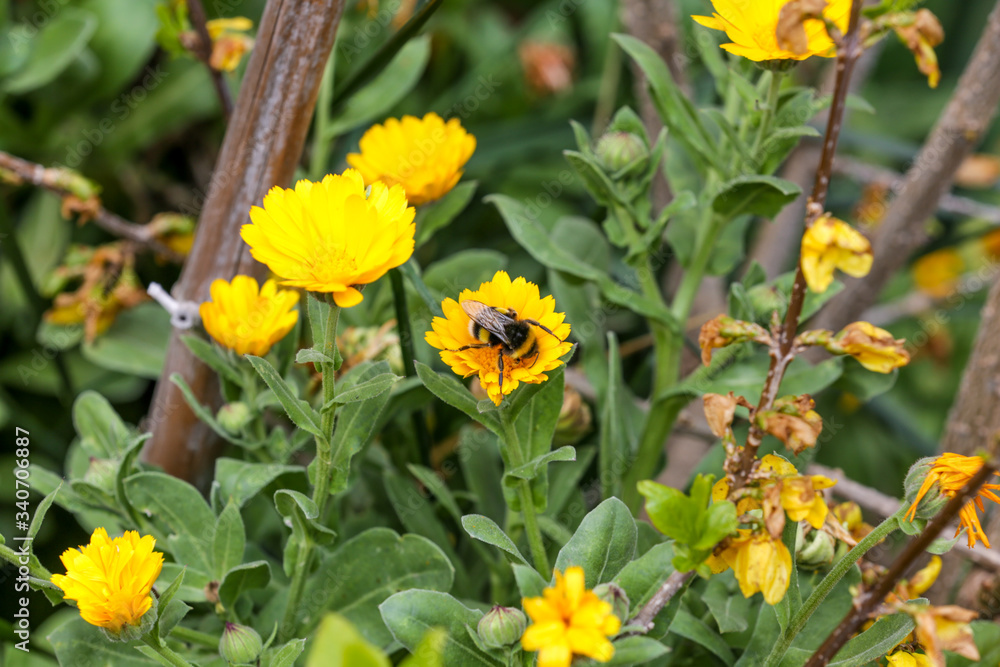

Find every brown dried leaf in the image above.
[777,0,828,55]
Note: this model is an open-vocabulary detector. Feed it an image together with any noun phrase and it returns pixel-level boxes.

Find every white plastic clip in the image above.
[147,282,200,330]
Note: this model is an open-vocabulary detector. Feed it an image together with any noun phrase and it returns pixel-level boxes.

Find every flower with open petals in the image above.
[521,567,621,667]
[199,276,299,356]
[886,651,932,667]
[693,0,851,62]
[425,271,572,405]
[905,453,1000,548]
[347,112,476,205]
[801,215,873,293]
[715,529,792,605]
[241,170,415,306]
[51,528,164,637]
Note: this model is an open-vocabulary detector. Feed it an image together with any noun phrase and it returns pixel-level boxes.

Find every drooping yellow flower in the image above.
[241,170,415,306]
[827,321,911,374]
[886,651,933,667]
[425,271,572,405]
[715,530,792,605]
[51,528,164,635]
[801,215,873,293]
[206,17,254,71]
[199,276,299,356]
[778,475,836,529]
[692,0,852,62]
[521,567,621,667]
[905,453,1000,548]
[347,112,476,206]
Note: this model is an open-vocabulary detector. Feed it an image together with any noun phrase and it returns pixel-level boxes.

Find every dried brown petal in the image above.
[777,0,829,55]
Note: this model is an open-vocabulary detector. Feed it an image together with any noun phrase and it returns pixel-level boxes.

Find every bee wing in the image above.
[461,300,514,346]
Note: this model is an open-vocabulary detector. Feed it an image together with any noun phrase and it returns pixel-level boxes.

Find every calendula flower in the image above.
[347,112,476,206]
[827,321,911,373]
[801,215,873,293]
[425,271,572,405]
[715,530,792,605]
[241,170,415,306]
[886,651,933,667]
[905,453,1000,548]
[51,528,164,637]
[521,567,621,667]
[692,0,851,62]
[199,276,299,356]
[206,17,254,71]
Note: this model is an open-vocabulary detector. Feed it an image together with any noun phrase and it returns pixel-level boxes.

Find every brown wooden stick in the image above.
[804,461,998,667]
[810,0,1000,333]
[142,0,346,487]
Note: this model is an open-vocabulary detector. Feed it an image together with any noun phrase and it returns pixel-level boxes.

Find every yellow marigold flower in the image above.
[199,276,299,356]
[347,112,476,206]
[912,249,964,298]
[425,271,572,405]
[801,215,873,293]
[886,651,933,667]
[716,530,792,605]
[51,528,164,635]
[521,567,621,667]
[828,321,911,374]
[241,170,415,306]
[692,0,851,62]
[905,453,1000,548]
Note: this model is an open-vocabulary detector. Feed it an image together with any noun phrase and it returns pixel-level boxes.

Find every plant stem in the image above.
[279,530,314,642]
[389,267,432,464]
[311,298,341,518]
[499,409,550,574]
[309,49,336,180]
[141,635,195,667]
[763,507,904,667]
[750,71,784,163]
[630,570,695,631]
[168,625,219,649]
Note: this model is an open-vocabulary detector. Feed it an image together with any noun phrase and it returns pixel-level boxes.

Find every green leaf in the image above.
[415,362,502,436]
[73,390,129,458]
[703,571,750,633]
[263,638,307,667]
[576,636,670,666]
[512,563,548,598]
[554,498,637,586]
[834,361,898,402]
[4,8,97,93]
[825,612,915,666]
[306,613,391,667]
[399,627,447,667]
[296,348,335,365]
[316,528,454,648]
[564,150,619,206]
[155,567,186,624]
[505,446,576,480]
[380,591,501,666]
[214,458,305,508]
[324,372,399,408]
[599,333,634,500]
[712,176,802,219]
[407,464,463,524]
[49,617,159,664]
[181,334,242,385]
[613,542,675,615]
[27,484,60,542]
[669,608,735,666]
[213,500,246,581]
[415,181,478,247]
[508,368,566,510]
[218,560,271,610]
[951,621,1000,667]
[246,355,323,437]
[169,373,256,448]
[461,514,528,566]
[926,533,961,554]
[81,302,171,379]
[124,472,215,574]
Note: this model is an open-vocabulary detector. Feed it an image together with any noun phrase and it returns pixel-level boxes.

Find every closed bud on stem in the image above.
[592,583,630,622]
[477,605,527,648]
[595,132,648,173]
[216,402,252,435]
[796,528,836,569]
[219,622,262,665]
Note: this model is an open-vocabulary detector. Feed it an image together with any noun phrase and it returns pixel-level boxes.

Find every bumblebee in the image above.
[450,300,564,395]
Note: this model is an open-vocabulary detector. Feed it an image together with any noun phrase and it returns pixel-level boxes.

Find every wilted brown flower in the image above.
[699,315,771,365]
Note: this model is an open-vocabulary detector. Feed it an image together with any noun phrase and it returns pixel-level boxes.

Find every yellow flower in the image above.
[801,215,873,293]
[779,475,836,529]
[425,271,572,405]
[51,528,164,634]
[912,249,964,298]
[828,321,911,374]
[692,0,851,62]
[716,530,792,605]
[886,651,933,667]
[905,453,1000,548]
[206,17,254,72]
[347,112,476,205]
[241,170,415,306]
[199,276,299,356]
[521,567,621,667]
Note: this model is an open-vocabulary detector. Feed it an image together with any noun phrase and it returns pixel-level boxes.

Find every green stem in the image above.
[499,409,549,574]
[140,636,194,667]
[308,49,336,180]
[311,298,341,517]
[278,532,314,642]
[749,71,784,167]
[389,267,432,464]
[763,508,905,667]
[168,626,219,649]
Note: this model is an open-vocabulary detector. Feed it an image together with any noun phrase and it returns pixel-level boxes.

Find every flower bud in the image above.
[477,605,527,648]
[903,457,948,521]
[796,529,836,570]
[554,386,592,445]
[592,583,630,622]
[595,132,648,172]
[83,457,119,494]
[219,622,262,665]
[216,402,252,435]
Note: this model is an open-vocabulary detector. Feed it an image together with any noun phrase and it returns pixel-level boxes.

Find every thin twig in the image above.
[0,150,184,262]
[804,460,998,666]
[186,0,235,121]
[630,570,695,631]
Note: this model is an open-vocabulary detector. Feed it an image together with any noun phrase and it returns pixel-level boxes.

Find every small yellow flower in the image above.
[347,112,476,205]
[521,567,621,667]
[828,321,911,374]
[241,170,415,306]
[716,530,792,605]
[905,453,1000,548]
[801,215,873,293]
[912,249,964,298]
[692,0,851,62]
[199,276,299,356]
[425,271,572,405]
[206,17,254,71]
[51,528,164,634]
[779,475,836,529]
[886,651,933,667]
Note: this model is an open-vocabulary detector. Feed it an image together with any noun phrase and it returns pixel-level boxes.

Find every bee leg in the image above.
[447,343,493,352]
[497,351,504,395]
[523,319,563,342]
[527,349,540,370]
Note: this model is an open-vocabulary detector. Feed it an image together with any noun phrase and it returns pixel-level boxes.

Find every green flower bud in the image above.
[745,284,787,319]
[100,595,157,643]
[477,605,527,648]
[219,622,262,665]
[592,583,630,622]
[903,457,947,521]
[216,402,252,435]
[796,529,836,570]
[83,457,119,494]
[595,132,648,173]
